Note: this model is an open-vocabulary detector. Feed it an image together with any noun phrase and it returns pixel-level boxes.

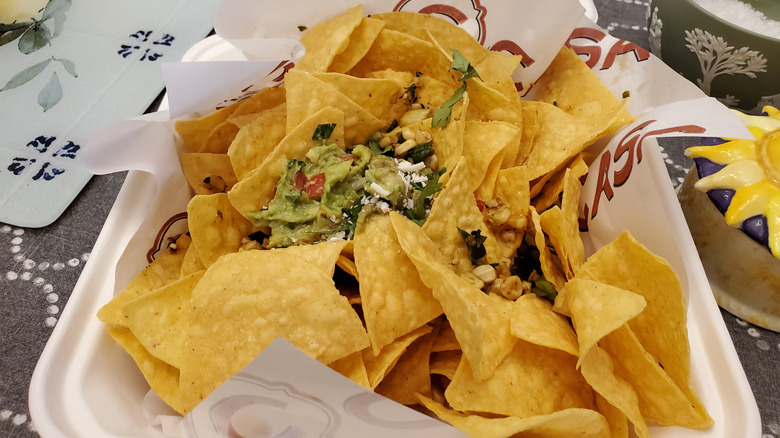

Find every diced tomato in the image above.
[305,173,325,199]
[476,199,485,212]
[339,154,355,162]
[294,170,308,191]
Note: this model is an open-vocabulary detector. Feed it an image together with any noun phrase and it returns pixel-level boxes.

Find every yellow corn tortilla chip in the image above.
[529,206,567,291]
[514,102,539,166]
[296,4,364,73]
[123,270,205,369]
[533,153,588,212]
[375,327,437,405]
[328,351,370,389]
[510,293,579,357]
[179,235,205,277]
[463,120,521,199]
[231,85,287,119]
[391,212,516,381]
[186,193,255,267]
[432,318,461,353]
[175,103,240,153]
[200,120,239,154]
[473,49,524,101]
[329,16,386,73]
[430,350,462,381]
[349,28,438,79]
[595,393,631,438]
[227,103,287,180]
[372,12,489,70]
[495,166,531,231]
[354,213,442,353]
[538,169,586,279]
[107,327,185,414]
[362,324,432,389]
[430,95,466,182]
[312,72,405,124]
[179,249,369,410]
[418,394,610,438]
[533,46,633,134]
[600,325,712,428]
[445,337,594,418]
[422,157,500,273]
[563,277,646,366]
[522,100,628,181]
[285,69,385,145]
[579,345,649,438]
[466,77,523,128]
[577,231,694,402]
[97,234,192,327]
[180,153,238,196]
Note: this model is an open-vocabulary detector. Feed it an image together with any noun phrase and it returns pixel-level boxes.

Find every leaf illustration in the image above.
[42,0,72,21]
[50,13,66,38]
[38,72,62,111]
[19,22,51,54]
[0,22,32,33]
[0,58,52,92]
[0,25,29,47]
[57,58,77,77]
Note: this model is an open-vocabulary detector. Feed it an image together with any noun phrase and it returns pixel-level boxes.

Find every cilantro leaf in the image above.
[404,168,444,223]
[432,84,466,128]
[459,228,487,265]
[432,50,481,128]
[339,200,363,235]
[312,123,336,141]
[451,48,480,82]
[367,137,394,156]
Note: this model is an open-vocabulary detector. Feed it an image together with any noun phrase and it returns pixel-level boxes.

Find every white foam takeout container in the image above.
[30,0,762,436]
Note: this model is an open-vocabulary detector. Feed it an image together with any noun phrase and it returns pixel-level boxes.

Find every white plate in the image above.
[30,24,761,438]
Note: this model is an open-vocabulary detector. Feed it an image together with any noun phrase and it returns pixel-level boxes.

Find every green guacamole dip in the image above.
[248,137,442,248]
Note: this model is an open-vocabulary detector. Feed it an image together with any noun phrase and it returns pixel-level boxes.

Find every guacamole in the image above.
[249,135,442,248]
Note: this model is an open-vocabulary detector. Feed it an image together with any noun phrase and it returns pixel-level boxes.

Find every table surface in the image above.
[1,1,778,437]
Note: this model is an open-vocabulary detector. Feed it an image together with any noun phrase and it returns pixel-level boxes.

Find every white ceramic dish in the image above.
[29,28,761,438]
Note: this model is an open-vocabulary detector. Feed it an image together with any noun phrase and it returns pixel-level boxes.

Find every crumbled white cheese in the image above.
[327,231,346,242]
[376,200,391,213]
[410,173,428,184]
[369,182,391,198]
[396,160,426,173]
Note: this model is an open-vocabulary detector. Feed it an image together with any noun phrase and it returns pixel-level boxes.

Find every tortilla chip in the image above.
[329,16,386,73]
[362,324,432,389]
[510,293,579,357]
[123,270,205,369]
[179,249,369,410]
[227,103,287,180]
[392,212,516,381]
[296,4,365,73]
[418,395,610,438]
[354,213,442,353]
[285,69,385,145]
[107,327,185,414]
[445,338,594,418]
[186,193,254,267]
[180,153,238,196]
[563,277,646,366]
[97,234,192,327]
[579,345,649,438]
[422,157,500,273]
